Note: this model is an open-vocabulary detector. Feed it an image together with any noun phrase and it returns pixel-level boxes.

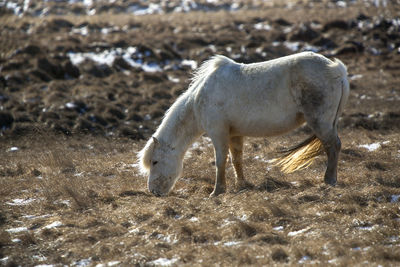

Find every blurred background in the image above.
[0,0,399,140]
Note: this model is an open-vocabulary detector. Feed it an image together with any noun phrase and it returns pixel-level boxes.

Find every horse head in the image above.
[140,137,182,196]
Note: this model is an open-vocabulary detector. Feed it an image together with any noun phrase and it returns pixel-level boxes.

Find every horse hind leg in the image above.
[298,78,342,185]
[307,119,341,185]
[323,134,341,185]
[229,136,248,191]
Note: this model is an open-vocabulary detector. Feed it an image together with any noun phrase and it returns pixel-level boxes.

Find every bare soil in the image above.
[1,0,400,266]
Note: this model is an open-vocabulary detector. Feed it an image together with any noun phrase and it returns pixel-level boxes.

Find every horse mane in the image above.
[137,139,154,175]
[189,55,234,89]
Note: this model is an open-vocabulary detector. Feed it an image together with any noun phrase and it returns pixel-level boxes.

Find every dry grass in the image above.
[1,1,400,265]
[1,127,399,266]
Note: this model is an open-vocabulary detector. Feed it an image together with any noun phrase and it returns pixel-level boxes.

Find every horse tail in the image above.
[272,57,349,174]
[271,135,324,173]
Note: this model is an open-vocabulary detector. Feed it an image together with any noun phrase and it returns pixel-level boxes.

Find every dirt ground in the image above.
[1,0,400,266]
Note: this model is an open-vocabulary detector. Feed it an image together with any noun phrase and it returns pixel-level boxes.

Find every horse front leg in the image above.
[210,135,229,197]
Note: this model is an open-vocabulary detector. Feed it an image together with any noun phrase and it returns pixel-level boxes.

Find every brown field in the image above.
[1,0,400,266]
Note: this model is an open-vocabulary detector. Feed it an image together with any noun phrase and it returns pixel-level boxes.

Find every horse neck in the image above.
[155,93,201,157]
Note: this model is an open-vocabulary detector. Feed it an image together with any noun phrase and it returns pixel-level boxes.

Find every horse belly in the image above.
[229,103,304,137]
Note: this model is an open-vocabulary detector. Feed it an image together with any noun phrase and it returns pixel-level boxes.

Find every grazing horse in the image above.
[138,52,349,197]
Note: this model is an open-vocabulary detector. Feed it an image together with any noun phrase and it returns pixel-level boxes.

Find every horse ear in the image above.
[152,137,159,146]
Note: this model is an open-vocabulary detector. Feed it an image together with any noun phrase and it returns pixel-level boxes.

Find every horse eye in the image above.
[152,161,158,166]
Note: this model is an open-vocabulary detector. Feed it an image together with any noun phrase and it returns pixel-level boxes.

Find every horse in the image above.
[138,51,349,197]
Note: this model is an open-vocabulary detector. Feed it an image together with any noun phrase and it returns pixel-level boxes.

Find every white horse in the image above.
[139,52,349,197]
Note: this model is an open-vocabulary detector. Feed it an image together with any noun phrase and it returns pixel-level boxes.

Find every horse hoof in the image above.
[236,181,254,192]
[209,188,225,197]
[324,178,337,186]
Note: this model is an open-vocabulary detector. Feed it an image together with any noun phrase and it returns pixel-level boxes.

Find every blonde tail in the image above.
[271,135,324,173]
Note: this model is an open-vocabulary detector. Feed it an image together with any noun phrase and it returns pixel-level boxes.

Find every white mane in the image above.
[137,138,153,175]
[189,55,234,89]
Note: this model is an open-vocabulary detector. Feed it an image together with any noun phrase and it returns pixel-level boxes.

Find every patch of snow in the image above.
[272,41,281,47]
[33,255,47,261]
[288,227,310,236]
[7,146,19,152]
[189,217,199,222]
[352,246,370,251]
[357,225,377,231]
[12,238,21,243]
[391,195,400,203]
[302,44,321,52]
[284,41,301,52]
[238,214,248,221]
[73,258,92,267]
[0,257,9,264]
[154,233,178,244]
[44,221,63,229]
[350,74,363,81]
[5,2,22,15]
[168,76,180,83]
[359,141,389,152]
[128,227,140,234]
[208,44,217,52]
[6,198,36,206]
[221,218,234,227]
[96,261,121,267]
[107,261,120,266]
[223,241,241,247]
[283,26,293,34]
[144,114,152,121]
[254,155,265,162]
[71,26,89,36]
[87,8,96,16]
[336,1,347,7]
[128,3,163,16]
[147,257,178,266]
[22,214,52,220]
[181,59,198,70]
[67,47,164,72]
[298,256,312,264]
[65,102,77,109]
[328,258,338,264]
[35,265,55,267]
[254,22,272,31]
[54,199,71,207]
[255,47,267,57]
[273,226,284,231]
[68,50,116,66]
[6,227,28,234]
[141,62,162,72]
